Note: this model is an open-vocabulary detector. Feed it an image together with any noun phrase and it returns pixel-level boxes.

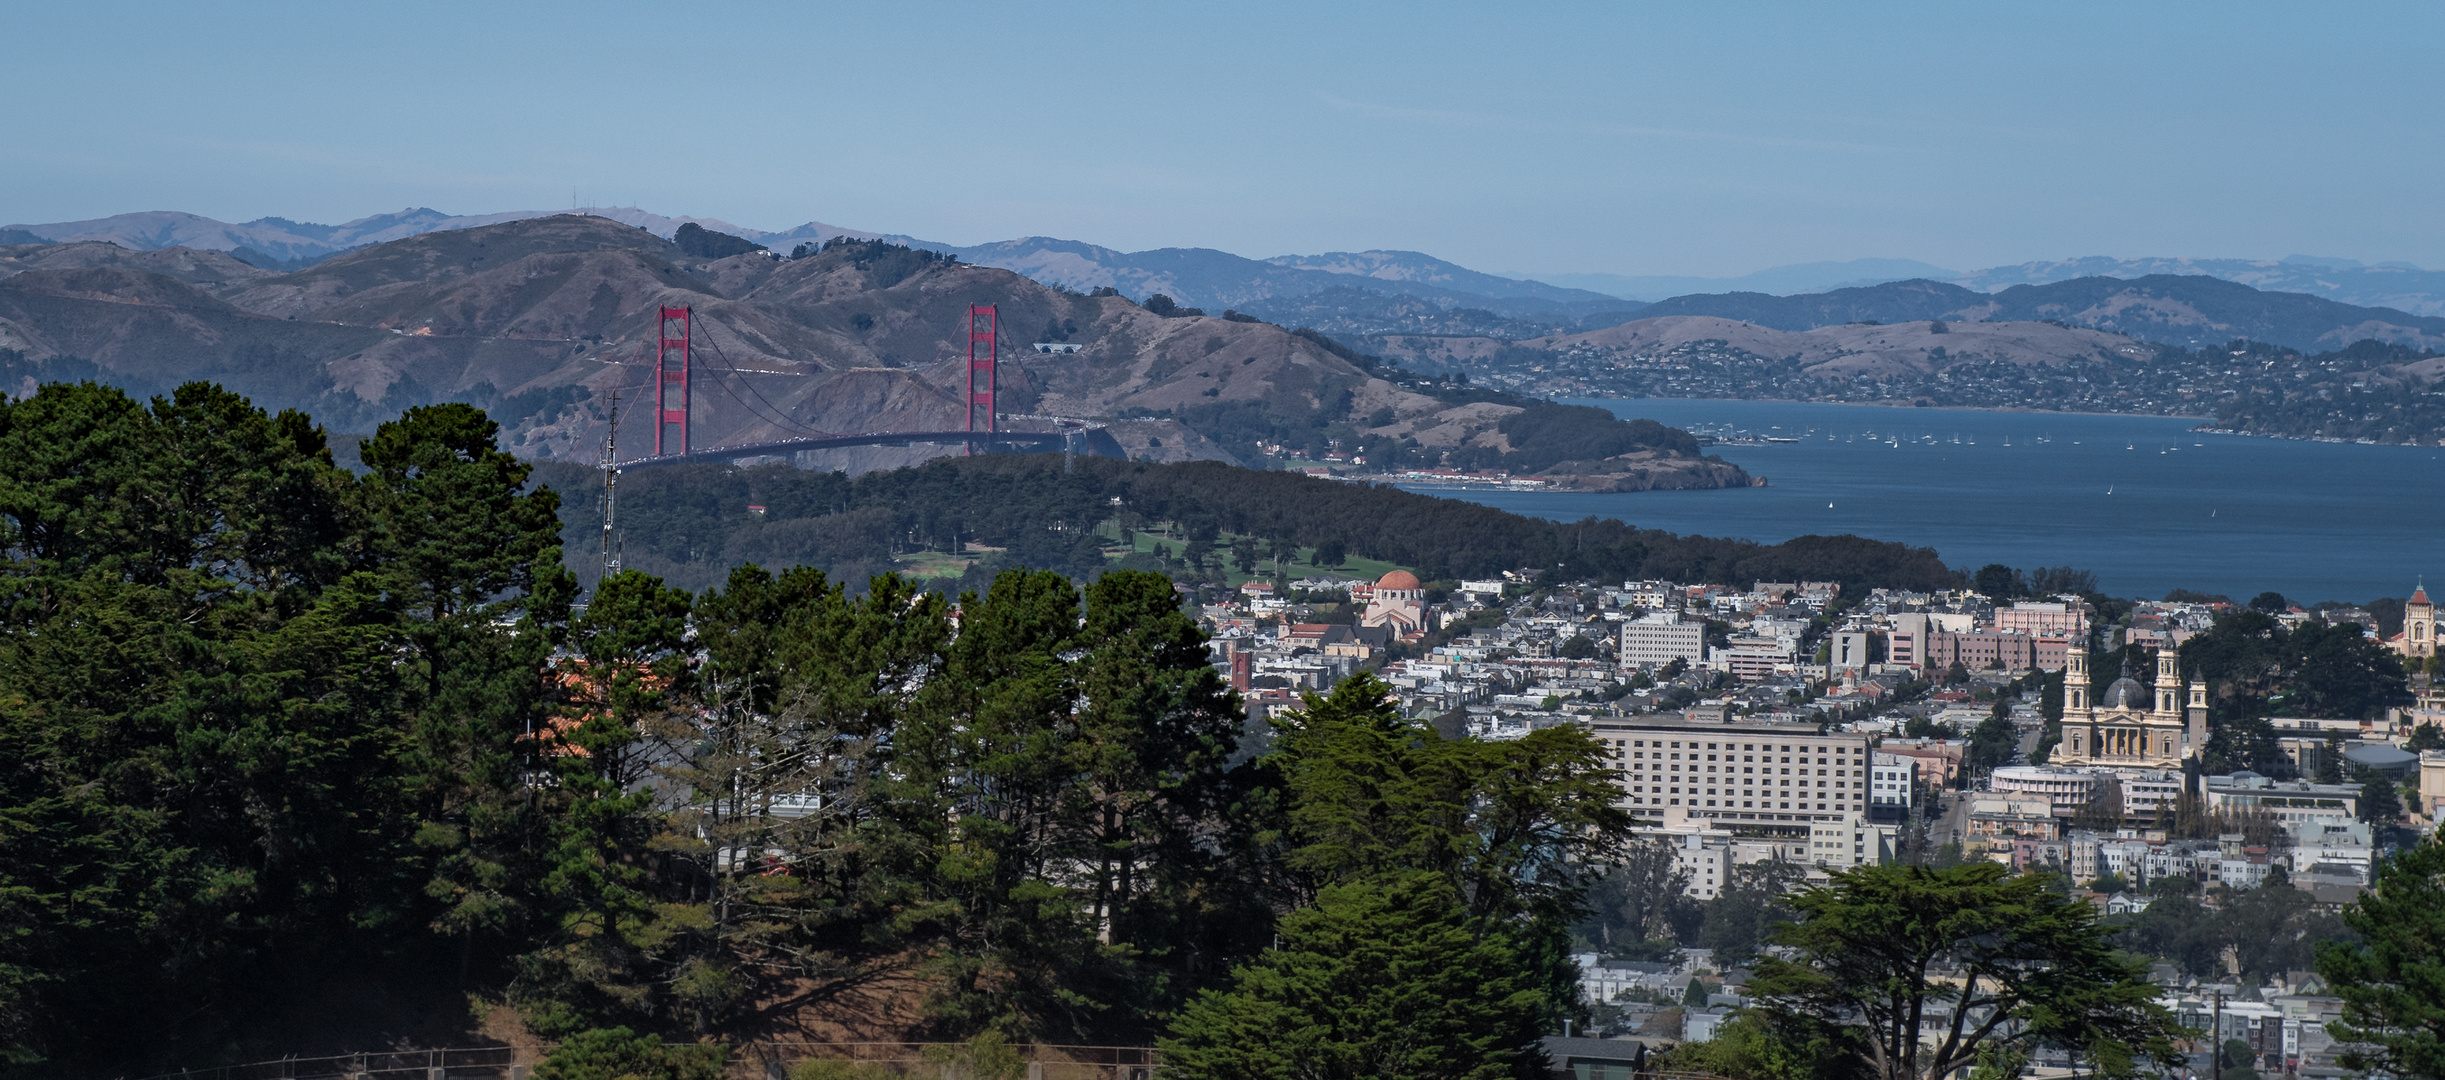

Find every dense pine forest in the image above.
[535,454,1961,596]
[0,381,1635,1077]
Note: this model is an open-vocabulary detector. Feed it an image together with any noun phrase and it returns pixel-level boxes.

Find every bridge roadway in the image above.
[616,428,1113,469]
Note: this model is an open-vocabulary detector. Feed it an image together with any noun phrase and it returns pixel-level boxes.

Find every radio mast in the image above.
[600,386,623,578]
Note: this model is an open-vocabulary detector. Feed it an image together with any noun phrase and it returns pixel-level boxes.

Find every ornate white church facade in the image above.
[2053,644,2207,772]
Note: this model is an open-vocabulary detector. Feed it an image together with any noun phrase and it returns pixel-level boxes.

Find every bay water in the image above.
[1411,398,2440,604]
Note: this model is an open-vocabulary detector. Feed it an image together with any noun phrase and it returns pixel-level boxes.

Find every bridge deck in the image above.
[618,429,1079,469]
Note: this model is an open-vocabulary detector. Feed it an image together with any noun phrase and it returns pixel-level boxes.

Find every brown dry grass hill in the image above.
[0,215,1598,465]
[0,239,275,289]
[0,265,388,412]
[1527,314,2147,378]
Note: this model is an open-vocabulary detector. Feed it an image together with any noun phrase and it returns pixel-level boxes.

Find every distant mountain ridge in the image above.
[3,208,1635,326]
[1952,254,2445,317]
[906,237,1633,322]
[1528,254,2445,317]
[0,207,886,270]
[1260,250,1608,304]
[20,206,2445,342]
[1632,275,2445,352]
[1523,259,1962,302]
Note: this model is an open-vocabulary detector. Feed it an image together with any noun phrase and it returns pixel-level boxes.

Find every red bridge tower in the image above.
[654,306,691,456]
[965,304,996,454]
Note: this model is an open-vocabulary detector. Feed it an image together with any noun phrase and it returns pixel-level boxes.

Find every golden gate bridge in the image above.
[591,303,1119,576]
[612,303,1113,469]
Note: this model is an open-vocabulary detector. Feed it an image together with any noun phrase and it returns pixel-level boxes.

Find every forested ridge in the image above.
[0,380,1634,1078]
[541,455,1961,595]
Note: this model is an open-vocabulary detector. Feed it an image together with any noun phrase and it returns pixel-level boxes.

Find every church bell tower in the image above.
[2155,646,2180,716]
[2407,583,2435,659]
[2066,644,2089,711]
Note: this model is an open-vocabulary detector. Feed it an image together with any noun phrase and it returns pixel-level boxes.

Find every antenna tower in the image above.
[965,304,996,455]
[600,387,622,577]
[654,306,692,456]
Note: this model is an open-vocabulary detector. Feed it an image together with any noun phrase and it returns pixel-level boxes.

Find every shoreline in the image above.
[1560,393,2219,424]
[2190,426,2437,448]
[1565,395,2444,446]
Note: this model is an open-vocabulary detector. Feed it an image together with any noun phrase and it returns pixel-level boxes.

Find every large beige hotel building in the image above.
[1587,717,1873,833]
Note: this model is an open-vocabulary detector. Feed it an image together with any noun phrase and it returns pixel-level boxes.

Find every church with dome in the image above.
[2053,644,2207,771]
[1360,570,1433,639]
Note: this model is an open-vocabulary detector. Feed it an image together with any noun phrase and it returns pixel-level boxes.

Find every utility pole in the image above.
[2211,989,2224,1080]
[601,387,622,578]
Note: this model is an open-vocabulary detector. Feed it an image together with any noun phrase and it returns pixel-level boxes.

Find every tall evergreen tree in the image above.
[0,383,419,1064]
[900,569,1110,1037]
[1749,863,2185,1080]
[1070,571,1258,1005]
[1160,872,1551,1080]
[508,569,694,1033]
[1164,673,1629,1075]
[2321,833,2445,1079]
[367,404,579,1014]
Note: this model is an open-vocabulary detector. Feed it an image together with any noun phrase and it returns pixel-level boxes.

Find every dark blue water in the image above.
[1411,399,2440,604]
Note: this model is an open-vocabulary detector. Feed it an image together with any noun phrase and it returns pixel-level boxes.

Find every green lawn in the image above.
[893,549,978,580]
[1105,522,1412,587]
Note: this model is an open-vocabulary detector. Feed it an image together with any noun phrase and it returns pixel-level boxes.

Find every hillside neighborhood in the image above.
[1196,567,2442,1076]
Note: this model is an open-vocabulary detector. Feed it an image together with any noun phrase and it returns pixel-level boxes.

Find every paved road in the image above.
[1931,787,1971,848]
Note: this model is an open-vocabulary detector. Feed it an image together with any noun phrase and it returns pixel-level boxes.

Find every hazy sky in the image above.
[6,1,2441,277]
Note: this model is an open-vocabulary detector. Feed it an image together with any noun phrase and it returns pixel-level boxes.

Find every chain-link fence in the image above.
[134,1043,1160,1080]
[137,1047,523,1080]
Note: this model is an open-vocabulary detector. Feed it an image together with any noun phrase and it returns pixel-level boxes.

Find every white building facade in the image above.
[1590,717,1873,829]
[1620,612,1707,669]
[1870,752,1919,812]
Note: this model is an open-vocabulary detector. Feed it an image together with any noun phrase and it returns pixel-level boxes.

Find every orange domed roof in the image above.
[1376,570,1423,591]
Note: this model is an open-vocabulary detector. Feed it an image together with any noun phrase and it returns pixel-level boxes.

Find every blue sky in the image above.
[5,1,2441,277]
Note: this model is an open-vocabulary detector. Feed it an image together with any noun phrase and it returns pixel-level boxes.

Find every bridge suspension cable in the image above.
[689,311,838,441]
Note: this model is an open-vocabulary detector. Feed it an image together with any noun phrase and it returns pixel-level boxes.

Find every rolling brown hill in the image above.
[1521,314,2149,377]
[0,240,276,289]
[0,215,1745,486]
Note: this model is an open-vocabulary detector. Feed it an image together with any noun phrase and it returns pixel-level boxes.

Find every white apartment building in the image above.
[2289,821,2377,886]
[2218,856,2275,889]
[1669,831,1733,900]
[1830,630,1876,672]
[2205,772,2362,827]
[1870,752,1919,812]
[2121,772,2185,825]
[1654,820,1891,901]
[1623,580,1680,611]
[1619,611,1707,669]
[1573,954,1690,1006]
[1719,636,1795,681]
[1808,813,1898,868]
